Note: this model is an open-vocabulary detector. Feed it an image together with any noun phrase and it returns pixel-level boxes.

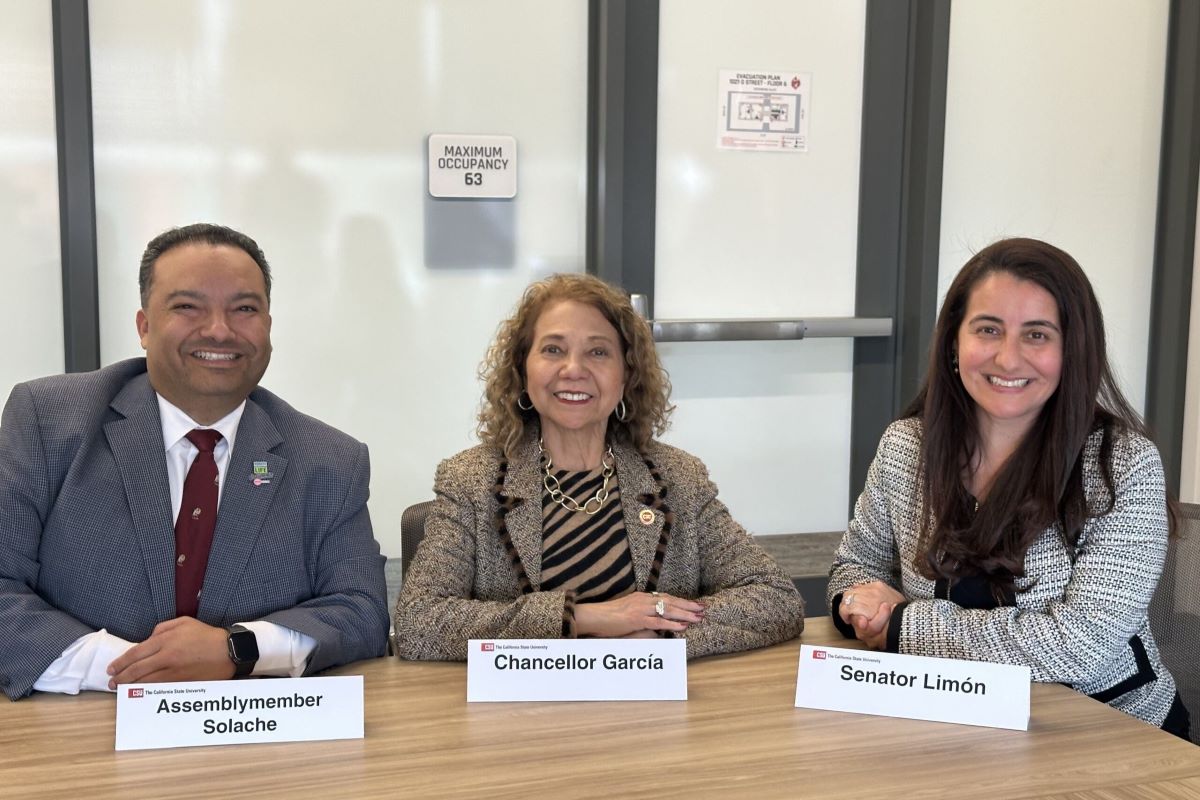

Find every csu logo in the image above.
[481,643,495,652]
[128,688,145,698]
[812,650,827,660]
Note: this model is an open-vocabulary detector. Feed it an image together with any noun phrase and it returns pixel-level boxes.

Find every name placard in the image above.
[115,676,364,751]
[467,639,687,702]
[794,645,1030,731]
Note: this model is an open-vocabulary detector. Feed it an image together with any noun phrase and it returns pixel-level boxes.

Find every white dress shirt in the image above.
[33,394,317,694]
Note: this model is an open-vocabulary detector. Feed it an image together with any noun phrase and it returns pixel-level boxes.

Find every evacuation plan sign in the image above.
[428,133,517,198]
[717,70,811,152]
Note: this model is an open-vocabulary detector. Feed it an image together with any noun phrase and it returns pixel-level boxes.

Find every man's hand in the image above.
[106,617,235,688]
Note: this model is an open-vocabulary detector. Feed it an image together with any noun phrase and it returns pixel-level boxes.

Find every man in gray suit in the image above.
[0,223,389,700]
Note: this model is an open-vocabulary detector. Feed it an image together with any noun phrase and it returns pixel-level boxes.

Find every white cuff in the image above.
[236,621,317,678]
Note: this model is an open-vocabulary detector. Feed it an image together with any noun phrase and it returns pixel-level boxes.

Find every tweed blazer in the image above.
[0,359,390,699]
[828,417,1176,725]
[395,431,803,660]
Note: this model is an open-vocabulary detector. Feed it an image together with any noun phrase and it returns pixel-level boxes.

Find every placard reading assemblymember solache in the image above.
[794,645,1030,731]
[114,676,363,751]
[467,639,687,702]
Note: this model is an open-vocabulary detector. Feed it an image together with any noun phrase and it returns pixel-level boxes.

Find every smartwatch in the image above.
[226,624,259,678]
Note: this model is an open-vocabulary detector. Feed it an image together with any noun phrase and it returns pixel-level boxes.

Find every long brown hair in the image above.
[477,273,673,457]
[903,238,1173,593]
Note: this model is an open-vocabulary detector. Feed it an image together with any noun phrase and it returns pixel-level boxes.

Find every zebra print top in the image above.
[540,466,636,603]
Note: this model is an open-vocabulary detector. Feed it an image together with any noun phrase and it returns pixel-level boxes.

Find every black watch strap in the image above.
[226,624,259,678]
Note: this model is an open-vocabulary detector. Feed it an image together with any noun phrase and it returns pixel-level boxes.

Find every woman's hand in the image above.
[839,581,905,650]
[574,592,704,638]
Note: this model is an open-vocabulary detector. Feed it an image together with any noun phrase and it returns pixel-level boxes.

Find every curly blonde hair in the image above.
[478,273,673,457]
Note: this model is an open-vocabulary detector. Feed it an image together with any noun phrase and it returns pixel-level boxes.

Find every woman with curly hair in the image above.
[396,273,802,659]
[829,238,1188,736]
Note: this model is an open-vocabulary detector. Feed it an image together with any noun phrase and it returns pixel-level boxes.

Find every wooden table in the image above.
[5,617,1199,799]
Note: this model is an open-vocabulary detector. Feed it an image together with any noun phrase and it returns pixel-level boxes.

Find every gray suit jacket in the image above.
[395,431,804,660]
[0,358,389,699]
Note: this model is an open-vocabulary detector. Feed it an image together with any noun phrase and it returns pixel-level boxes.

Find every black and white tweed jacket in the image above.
[828,417,1177,726]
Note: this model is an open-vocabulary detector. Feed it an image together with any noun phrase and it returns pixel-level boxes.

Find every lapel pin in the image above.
[639,509,656,525]
[251,461,273,485]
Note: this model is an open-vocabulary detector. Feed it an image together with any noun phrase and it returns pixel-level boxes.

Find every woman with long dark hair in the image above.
[828,238,1188,736]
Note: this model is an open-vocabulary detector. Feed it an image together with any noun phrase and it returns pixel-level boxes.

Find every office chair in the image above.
[1148,502,1200,744]
[400,499,435,582]
[388,499,435,658]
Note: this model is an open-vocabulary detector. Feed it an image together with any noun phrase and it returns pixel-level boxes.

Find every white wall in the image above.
[939,0,1169,412]
[656,0,866,535]
[0,1,63,393]
[88,0,587,557]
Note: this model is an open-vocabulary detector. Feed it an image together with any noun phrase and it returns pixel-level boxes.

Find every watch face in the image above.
[228,628,260,662]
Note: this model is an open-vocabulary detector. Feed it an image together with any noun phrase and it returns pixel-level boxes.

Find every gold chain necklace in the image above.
[540,439,615,515]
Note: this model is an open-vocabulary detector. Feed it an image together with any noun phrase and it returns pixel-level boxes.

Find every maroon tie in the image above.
[174,428,223,618]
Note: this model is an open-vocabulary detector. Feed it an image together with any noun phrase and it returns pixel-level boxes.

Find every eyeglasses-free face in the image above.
[955,271,1063,440]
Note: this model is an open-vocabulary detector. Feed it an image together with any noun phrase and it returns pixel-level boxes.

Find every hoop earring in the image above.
[614,399,629,422]
[517,391,534,411]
